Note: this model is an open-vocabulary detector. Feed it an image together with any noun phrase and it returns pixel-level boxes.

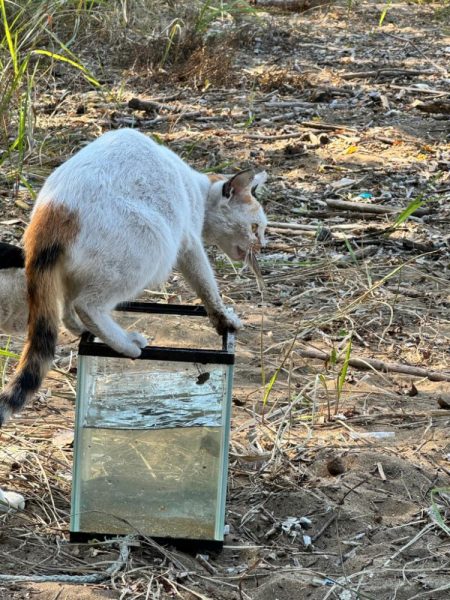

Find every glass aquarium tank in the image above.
[70,302,234,546]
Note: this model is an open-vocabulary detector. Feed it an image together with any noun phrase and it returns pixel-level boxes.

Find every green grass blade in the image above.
[262,370,279,405]
[430,488,450,535]
[394,196,425,227]
[379,0,392,26]
[343,236,357,263]
[31,49,100,86]
[337,336,352,399]
[0,348,20,360]
[0,0,18,74]
[263,328,301,406]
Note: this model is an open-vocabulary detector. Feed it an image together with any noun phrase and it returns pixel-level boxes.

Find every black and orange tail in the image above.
[0,204,78,425]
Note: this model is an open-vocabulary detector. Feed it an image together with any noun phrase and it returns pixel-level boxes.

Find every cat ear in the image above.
[252,170,267,189]
[222,170,254,199]
[222,169,267,202]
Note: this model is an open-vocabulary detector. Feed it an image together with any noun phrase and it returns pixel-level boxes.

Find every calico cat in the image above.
[0,128,268,425]
[0,243,27,334]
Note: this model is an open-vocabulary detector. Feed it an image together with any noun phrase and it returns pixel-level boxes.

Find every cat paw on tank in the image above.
[209,308,242,336]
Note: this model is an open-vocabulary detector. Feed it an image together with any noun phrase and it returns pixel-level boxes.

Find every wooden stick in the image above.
[268,221,320,231]
[113,112,212,128]
[300,121,358,133]
[263,100,316,109]
[326,199,396,214]
[311,512,337,543]
[414,100,450,115]
[390,84,450,96]
[244,132,306,141]
[325,198,430,217]
[251,0,312,9]
[341,69,436,80]
[244,120,358,140]
[296,346,450,382]
[128,97,171,113]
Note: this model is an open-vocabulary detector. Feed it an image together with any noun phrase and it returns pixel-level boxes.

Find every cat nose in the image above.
[257,233,267,248]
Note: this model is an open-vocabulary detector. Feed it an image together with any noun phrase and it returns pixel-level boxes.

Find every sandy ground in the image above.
[1,1,450,598]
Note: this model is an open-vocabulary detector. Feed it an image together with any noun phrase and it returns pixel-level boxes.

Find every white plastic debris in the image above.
[0,488,25,512]
[349,431,395,440]
[281,517,301,536]
[281,516,313,539]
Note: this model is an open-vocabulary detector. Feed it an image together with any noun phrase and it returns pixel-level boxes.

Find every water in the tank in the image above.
[77,426,222,538]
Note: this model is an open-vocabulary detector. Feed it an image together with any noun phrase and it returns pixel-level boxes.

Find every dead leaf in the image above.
[52,429,74,448]
[15,199,30,210]
[0,219,23,225]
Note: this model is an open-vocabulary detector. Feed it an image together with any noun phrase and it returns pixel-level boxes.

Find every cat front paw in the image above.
[209,308,242,336]
[127,331,148,349]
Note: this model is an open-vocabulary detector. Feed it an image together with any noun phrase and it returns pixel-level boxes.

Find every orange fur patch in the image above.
[207,173,227,183]
[24,203,79,257]
[241,193,254,205]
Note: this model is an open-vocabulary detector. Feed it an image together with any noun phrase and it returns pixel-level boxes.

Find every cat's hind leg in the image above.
[62,304,86,337]
[76,303,147,357]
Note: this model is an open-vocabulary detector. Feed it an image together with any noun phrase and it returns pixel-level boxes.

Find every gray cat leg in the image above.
[62,304,86,337]
[177,240,241,335]
[76,304,147,357]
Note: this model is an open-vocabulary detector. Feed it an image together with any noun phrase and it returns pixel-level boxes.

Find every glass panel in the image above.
[82,357,225,429]
[72,353,232,539]
[76,426,221,538]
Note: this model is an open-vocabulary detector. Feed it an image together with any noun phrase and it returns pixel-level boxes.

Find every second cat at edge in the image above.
[0,128,268,424]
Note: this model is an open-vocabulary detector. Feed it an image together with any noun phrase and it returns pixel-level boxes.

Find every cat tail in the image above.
[0,203,79,426]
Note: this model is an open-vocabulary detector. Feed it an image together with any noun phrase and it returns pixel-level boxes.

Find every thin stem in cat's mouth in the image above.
[245,247,265,292]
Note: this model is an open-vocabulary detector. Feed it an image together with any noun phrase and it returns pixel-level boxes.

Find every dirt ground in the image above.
[1,1,450,599]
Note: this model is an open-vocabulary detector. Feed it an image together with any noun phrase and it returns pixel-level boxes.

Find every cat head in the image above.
[205,170,268,261]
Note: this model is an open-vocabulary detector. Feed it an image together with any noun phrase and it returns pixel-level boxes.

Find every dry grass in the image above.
[1,0,450,598]
[0,0,259,195]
